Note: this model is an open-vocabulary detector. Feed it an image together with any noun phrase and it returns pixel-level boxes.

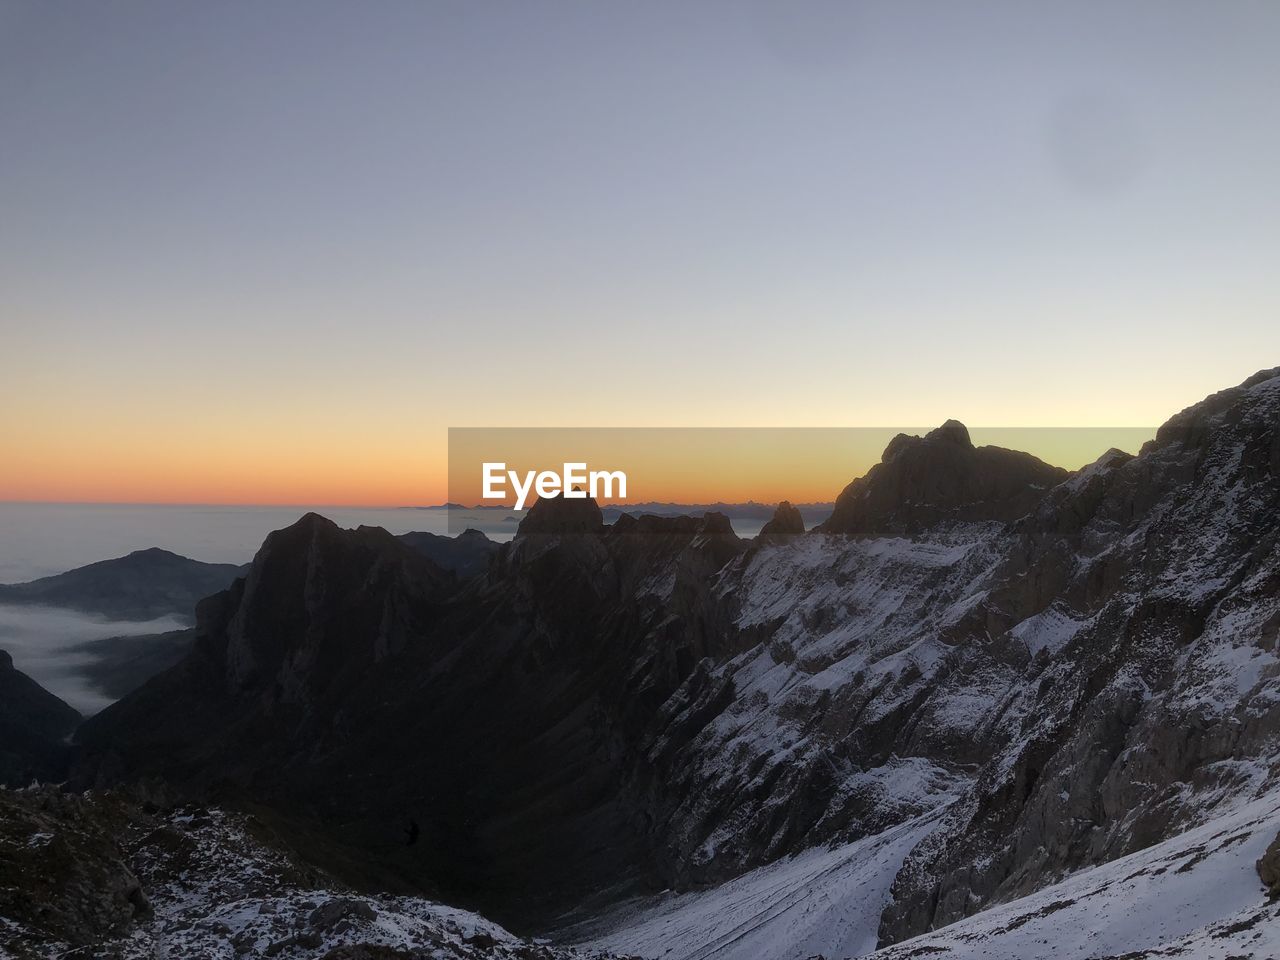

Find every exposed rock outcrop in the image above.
[818,419,1069,535]
[880,367,1280,942]
[0,785,150,949]
[758,501,805,537]
[515,493,606,537]
[1258,830,1280,899]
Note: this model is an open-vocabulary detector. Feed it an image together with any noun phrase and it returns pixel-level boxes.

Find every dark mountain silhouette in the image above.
[758,500,806,537]
[817,419,1069,535]
[23,530,500,707]
[0,649,81,786]
[0,548,247,622]
[75,503,743,922]
[601,501,833,524]
[397,528,500,578]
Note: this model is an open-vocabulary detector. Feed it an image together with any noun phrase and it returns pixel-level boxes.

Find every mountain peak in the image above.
[926,419,972,447]
[516,494,605,536]
[759,501,805,537]
[818,424,1068,535]
[194,515,451,697]
[293,512,340,532]
[125,547,185,561]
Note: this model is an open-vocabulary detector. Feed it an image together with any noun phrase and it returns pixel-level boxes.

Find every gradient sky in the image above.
[2,1,1278,505]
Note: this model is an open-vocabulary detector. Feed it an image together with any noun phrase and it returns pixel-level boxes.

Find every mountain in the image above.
[0,649,81,786]
[0,548,247,622]
[817,419,1069,534]
[758,500,806,537]
[70,629,195,700]
[601,501,833,525]
[71,369,1280,956]
[397,528,500,578]
[879,366,1280,941]
[75,505,744,922]
[572,792,1280,960]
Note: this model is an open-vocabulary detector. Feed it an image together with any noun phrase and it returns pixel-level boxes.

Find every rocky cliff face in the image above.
[73,369,1280,952]
[76,503,750,923]
[879,366,1280,941]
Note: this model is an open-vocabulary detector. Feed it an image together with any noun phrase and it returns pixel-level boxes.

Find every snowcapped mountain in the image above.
[25,367,1280,958]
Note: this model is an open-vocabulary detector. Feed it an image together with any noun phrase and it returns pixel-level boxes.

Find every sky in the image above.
[2,1,1278,506]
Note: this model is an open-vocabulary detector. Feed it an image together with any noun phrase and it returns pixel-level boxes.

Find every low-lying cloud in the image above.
[0,604,189,716]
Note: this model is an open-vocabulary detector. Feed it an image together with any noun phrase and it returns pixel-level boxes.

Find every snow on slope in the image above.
[573,812,940,960]
[2,794,622,960]
[577,795,1280,960]
[121,808,535,959]
[869,793,1280,960]
[652,529,1004,877]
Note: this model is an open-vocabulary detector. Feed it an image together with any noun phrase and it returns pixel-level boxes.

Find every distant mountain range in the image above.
[0,548,247,622]
[416,501,837,524]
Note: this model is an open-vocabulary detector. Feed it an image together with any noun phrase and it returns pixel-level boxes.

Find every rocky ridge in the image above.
[0,784,630,960]
[61,368,1280,956]
[818,419,1069,534]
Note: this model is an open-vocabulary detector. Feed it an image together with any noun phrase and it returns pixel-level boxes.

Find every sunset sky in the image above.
[2,2,1278,506]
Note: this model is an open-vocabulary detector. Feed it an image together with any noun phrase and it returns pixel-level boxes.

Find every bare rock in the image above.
[0,786,150,947]
[309,896,378,932]
[818,419,1068,535]
[1258,830,1280,898]
[759,501,805,537]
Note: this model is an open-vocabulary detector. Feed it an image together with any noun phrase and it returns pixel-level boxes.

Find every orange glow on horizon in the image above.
[0,423,448,507]
[0,426,1159,508]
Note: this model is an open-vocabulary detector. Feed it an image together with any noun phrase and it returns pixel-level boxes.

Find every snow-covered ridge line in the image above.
[870,794,1280,960]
